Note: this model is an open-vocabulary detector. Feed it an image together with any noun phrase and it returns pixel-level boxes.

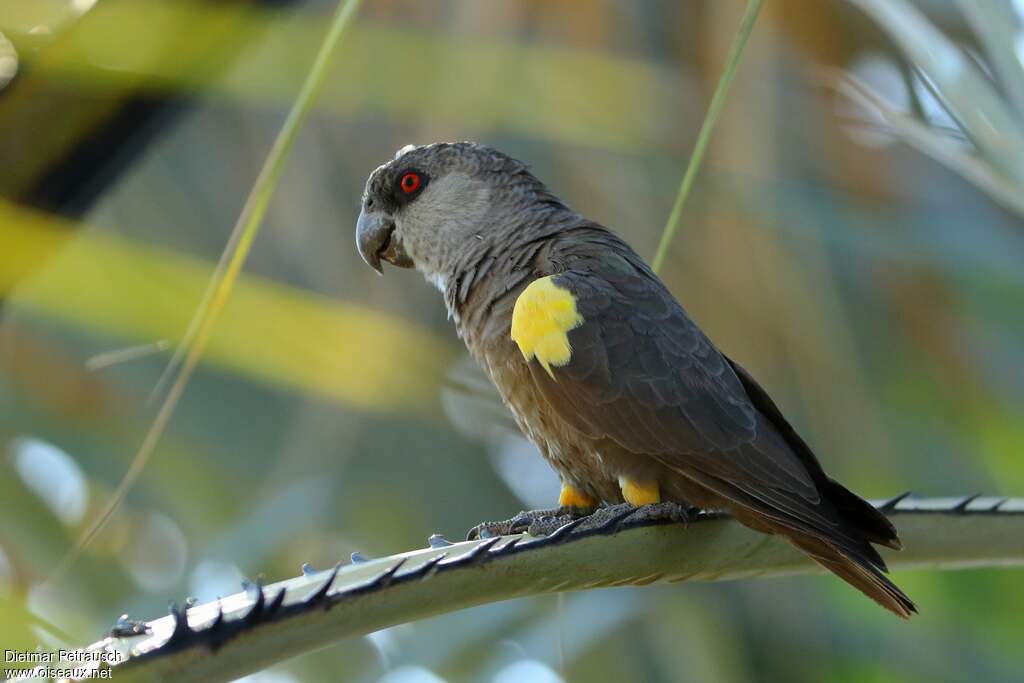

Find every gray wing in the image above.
[520,239,866,540]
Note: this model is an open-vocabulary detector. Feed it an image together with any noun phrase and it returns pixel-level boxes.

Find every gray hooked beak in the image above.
[356,209,413,273]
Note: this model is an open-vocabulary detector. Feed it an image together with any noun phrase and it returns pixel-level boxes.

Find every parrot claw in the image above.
[620,501,693,527]
[110,614,150,638]
[466,502,694,540]
[583,501,693,534]
[466,506,583,540]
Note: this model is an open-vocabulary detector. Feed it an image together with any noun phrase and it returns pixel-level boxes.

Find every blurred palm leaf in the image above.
[843,0,1024,216]
[1,200,453,411]
[4,0,688,155]
[53,498,1024,683]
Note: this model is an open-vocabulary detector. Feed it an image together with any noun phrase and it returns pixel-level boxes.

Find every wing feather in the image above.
[519,249,844,536]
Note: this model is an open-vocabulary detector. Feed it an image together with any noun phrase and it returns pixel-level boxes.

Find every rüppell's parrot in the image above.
[355,142,915,618]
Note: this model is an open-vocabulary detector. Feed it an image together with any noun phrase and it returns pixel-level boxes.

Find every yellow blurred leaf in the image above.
[1,200,454,412]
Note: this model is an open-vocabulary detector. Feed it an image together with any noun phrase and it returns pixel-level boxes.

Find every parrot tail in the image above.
[714,471,916,618]
[785,529,917,619]
[821,477,902,550]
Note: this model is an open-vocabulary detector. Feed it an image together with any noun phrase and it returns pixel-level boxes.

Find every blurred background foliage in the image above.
[1,1,1022,681]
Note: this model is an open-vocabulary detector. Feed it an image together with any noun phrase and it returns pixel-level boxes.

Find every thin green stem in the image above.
[46,0,364,586]
[651,0,764,274]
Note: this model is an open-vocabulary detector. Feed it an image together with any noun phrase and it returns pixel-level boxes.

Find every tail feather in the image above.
[683,468,916,617]
[823,478,902,550]
[787,532,917,619]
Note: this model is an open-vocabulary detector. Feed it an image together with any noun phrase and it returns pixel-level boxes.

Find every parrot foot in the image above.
[466,506,586,540]
[615,501,691,527]
[577,501,693,534]
[466,501,694,541]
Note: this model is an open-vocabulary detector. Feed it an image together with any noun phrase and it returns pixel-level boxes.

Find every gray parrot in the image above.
[356,142,915,618]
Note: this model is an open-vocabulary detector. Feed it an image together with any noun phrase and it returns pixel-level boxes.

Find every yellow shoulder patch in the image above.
[511,276,584,378]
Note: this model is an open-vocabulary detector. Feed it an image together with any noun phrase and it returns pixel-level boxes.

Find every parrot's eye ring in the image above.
[395,169,427,201]
[399,172,422,194]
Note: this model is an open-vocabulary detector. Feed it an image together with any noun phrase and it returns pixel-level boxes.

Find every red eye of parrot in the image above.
[400,172,421,194]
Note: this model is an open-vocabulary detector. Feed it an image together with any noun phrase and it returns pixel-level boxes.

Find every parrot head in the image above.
[356,142,564,289]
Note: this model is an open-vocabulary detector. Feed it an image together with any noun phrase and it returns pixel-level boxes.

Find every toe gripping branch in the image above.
[467,501,696,540]
[80,494,1020,676]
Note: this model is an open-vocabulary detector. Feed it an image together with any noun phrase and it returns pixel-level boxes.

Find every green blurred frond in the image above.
[845,0,1024,216]
[1,200,451,410]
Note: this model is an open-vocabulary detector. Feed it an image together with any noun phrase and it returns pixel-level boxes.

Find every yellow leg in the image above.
[559,484,598,509]
[618,477,660,506]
